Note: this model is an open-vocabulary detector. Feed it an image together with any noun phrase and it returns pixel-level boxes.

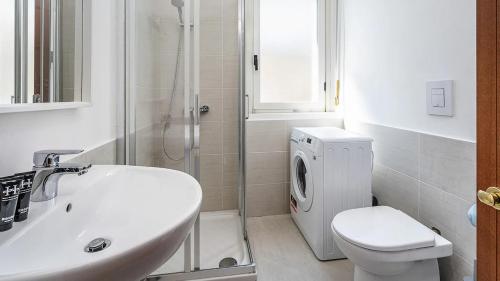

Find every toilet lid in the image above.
[332,206,436,252]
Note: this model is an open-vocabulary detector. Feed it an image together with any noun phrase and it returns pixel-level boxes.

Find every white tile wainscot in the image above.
[346,119,476,281]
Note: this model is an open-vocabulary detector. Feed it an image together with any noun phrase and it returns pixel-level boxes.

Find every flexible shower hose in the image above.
[161,28,183,162]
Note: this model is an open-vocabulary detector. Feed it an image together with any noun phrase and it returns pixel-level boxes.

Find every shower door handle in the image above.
[245,95,250,119]
[193,95,200,150]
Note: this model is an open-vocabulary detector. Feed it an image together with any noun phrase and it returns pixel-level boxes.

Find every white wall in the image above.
[0,0,123,176]
[342,0,476,141]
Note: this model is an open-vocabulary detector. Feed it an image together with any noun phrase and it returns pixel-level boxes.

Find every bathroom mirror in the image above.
[0,0,91,109]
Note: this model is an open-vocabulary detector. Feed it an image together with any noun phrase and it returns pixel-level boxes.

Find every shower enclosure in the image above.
[122,0,255,279]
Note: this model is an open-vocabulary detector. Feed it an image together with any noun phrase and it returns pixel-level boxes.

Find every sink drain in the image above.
[84,238,111,253]
[219,257,238,268]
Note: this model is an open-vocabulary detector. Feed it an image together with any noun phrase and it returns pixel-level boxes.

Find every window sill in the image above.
[0,102,91,114]
[247,112,342,121]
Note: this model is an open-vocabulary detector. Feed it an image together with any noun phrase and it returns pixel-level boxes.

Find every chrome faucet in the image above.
[31,150,92,202]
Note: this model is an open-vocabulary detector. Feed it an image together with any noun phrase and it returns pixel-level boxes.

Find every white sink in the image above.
[0,165,202,281]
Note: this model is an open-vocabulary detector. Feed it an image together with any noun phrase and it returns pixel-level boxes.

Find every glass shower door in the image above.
[127,0,194,173]
[124,0,255,279]
[126,0,200,275]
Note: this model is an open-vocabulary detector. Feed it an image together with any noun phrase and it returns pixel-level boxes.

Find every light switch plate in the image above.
[426,80,453,116]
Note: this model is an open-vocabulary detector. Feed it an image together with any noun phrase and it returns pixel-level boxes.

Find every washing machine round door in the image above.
[292,150,314,212]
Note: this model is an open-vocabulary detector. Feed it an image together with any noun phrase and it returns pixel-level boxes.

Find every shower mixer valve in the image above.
[199,105,210,114]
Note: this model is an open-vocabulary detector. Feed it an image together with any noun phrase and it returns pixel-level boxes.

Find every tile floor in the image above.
[247,215,354,281]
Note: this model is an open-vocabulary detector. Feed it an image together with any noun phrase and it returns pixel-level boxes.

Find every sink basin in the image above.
[0,165,202,281]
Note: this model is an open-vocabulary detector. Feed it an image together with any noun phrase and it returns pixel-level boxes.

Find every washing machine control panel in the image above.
[297,134,321,155]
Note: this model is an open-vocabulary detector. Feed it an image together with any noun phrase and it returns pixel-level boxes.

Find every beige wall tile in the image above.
[201,186,223,212]
[200,89,223,122]
[222,186,239,210]
[135,126,156,167]
[201,121,223,154]
[200,154,223,187]
[247,183,287,217]
[148,20,181,55]
[223,88,239,122]
[200,55,223,89]
[285,153,291,183]
[137,53,184,89]
[223,0,238,22]
[246,152,287,185]
[246,120,287,153]
[223,153,239,187]
[200,21,223,56]
[156,154,184,172]
[223,18,238,57]
[284,182,291,214]
[223,122,239,154]
[223,56,240,89]
[200,0,223,22]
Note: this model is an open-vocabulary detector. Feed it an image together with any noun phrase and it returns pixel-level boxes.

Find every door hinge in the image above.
[324,82,327,92]
[253,55,259,71]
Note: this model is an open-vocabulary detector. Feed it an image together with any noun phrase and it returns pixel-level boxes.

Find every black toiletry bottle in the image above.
[14,171,36,222]
[0,176,22,232]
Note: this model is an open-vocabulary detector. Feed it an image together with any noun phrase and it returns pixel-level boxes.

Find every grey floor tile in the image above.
[247,215,354,281]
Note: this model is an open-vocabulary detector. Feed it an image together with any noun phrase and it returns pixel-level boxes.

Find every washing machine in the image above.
[290,127,373,260]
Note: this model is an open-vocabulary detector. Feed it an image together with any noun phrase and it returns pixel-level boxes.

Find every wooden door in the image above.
[477,0,500,280]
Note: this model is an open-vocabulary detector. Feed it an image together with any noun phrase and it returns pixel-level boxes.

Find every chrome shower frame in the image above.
[122,0,256,279]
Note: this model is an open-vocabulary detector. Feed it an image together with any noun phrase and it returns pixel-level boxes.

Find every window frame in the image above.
[246,0,338,113]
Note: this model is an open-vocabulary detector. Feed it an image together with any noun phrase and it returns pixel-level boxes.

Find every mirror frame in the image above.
[0,0,92,114]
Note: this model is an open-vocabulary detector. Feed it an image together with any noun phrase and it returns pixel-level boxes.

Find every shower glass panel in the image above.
[125,0,255,279]
[130,1,187,170]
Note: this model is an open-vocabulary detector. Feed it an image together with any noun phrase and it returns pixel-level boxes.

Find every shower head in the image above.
[171,0,184,24]
[171,0,184,7]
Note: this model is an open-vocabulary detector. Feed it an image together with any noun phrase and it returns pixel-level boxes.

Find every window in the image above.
[248,0,336,112]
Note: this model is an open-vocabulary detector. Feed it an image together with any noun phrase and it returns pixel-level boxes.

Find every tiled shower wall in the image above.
[131,0,240,212]
[346,120,476,281]
[245,117,344,217]
[198,0,240,211]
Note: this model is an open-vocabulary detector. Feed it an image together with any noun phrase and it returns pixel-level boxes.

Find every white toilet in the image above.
[331,206,453,281]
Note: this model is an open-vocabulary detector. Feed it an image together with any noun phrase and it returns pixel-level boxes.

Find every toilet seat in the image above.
[331,206,453,281]
[332,206,436,252]
[331,227,452,263]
